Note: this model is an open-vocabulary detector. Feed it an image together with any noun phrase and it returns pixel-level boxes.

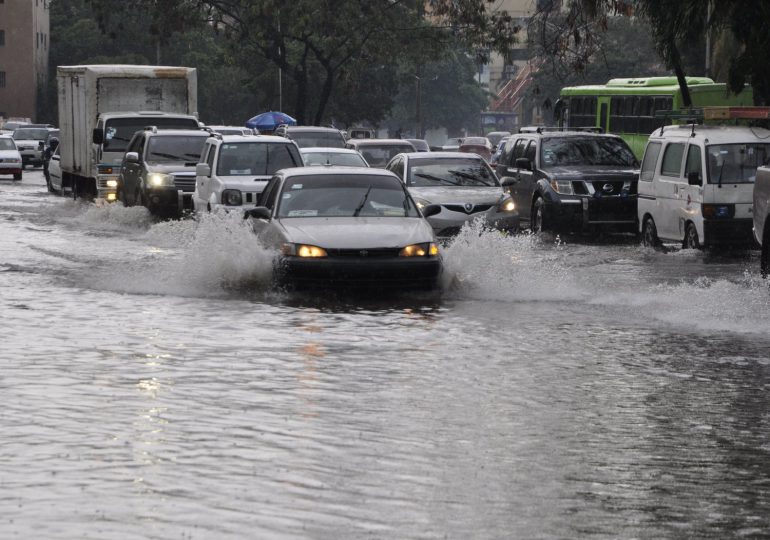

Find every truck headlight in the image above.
[222,189,243,206]
[148,173,175,187]
[497,195,515,212]
[549,178,574,194]
[106,179,118,188]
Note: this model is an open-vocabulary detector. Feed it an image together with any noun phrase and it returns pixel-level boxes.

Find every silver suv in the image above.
[118,127,209,217]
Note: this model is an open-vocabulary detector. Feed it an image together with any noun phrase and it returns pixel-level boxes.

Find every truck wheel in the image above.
[136,188,146,208]
[532,197,548,233]
[642,216,661,249]
[72,178,79,200]
[683,222,701,250]
[762,224,770,278]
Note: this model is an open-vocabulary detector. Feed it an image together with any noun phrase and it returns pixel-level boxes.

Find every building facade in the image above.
[0,0,50,123]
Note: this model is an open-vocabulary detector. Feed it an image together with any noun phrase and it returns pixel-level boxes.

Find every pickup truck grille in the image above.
[173,174,196,192]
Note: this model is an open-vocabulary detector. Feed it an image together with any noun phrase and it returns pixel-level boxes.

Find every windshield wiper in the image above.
[717,160,725,188]
[448,169,493,186]
[414,172,461,186]
[353,185,373,217]
[150,152,186,161]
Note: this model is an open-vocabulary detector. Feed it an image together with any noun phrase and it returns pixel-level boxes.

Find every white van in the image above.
[638,124,770,249]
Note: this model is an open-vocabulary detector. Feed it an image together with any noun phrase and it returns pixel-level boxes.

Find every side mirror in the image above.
[124,152,139,163]
[196,163,211,177]
[515,157,532,171]
[422,204,441,218]
[687,171,702,186]
[243,206,271,220]
[501,177,518,187]
[92,128,104,145]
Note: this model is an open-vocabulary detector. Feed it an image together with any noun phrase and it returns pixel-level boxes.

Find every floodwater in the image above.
[2,171,770,539]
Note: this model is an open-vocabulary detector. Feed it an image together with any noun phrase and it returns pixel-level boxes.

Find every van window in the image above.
[684,144,702,182]
[640,142,662,182]
[660,143,685,177]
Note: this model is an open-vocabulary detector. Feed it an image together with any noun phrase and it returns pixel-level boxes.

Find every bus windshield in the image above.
[541,137,637,168]
[706,143,770,184]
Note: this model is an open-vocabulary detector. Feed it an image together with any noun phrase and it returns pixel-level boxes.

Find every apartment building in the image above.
[0,0,50,122]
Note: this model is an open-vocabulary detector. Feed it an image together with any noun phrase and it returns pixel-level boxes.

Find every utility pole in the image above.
[415,73,422,139]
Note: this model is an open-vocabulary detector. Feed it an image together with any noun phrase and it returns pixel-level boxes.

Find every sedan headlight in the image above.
[281,243,328,258]
[399,242,439,257]
[549,178,574,194]
[222,189,243,206]
[497,195,515,213]
[5,158,20,163]
[413,197,431,210]
[147,173,175,187]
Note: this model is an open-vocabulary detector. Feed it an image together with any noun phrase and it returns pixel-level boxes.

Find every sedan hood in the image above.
[278,217,434,249]
[409,186,504,205]
[217,175,271,190]
[145,163,197,174]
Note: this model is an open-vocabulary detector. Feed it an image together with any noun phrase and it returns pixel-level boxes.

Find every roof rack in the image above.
[519,126,604,134]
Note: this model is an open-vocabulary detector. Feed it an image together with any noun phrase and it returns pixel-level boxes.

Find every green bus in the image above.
[556,77,753,157]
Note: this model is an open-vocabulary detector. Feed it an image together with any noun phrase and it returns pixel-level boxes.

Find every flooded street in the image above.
[2,171,770,539]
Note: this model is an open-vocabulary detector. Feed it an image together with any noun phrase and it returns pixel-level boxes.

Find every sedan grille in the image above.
[443,204,493,214]
[326,248,400,258]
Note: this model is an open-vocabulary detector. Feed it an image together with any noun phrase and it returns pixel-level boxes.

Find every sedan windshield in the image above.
[407,157,499,187]
[0,138,16,151]
[706,143,770,184]
[357,144,415,168]
[541,137,637,167]
[146,135,207,164]
[12,128,48,140]
[277,175,420,218]
[217,142,302,176]
[301,151,367,167]
[289,131,346,148]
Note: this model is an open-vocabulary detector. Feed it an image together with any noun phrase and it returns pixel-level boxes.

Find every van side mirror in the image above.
[243,206,271,220]
[92,128,104,145]
[124,152,139,163]
[196,163,211,177]
[687,171,702,186]
[515,157,532,171]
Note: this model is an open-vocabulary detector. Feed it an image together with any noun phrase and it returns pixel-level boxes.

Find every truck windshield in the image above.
[541,137,637,168]
[103,117,200,153]
[217,142,302,176]
[12,128,49,140]
[146,135,207,164]
[706,143,770,184]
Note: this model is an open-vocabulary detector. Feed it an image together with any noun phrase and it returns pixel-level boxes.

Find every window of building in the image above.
[0,30,5,46]
[0,72,6,88]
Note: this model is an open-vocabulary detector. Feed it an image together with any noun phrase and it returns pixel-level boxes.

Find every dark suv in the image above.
[118,127,210,217]
[274,125,346,148]
[494,128,640,233]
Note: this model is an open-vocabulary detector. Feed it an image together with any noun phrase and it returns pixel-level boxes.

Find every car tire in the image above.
[532,197,547,233]
[136,188,145,208]
[642,216,661,249]
[762,223,770,278]
[13,172,22,181]
[683,222,701,250]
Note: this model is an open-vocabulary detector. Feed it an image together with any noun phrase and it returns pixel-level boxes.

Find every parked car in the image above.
[405,138,430,152]
[11,126,56,168]
[486,131,512,150]
[489,136,509,165]
[47,145,63,193]
[0,135,23,181]
[43,136,60,190]
[193,134,302,213]
[386,151,518,237]
[495,128,639,233]
[205,125,255,136]
[754,166,770,276]
[118,127,209,217]
[345,139,416,168]
[639,124,768,249]
[300,147,369,168]
[243,167,442,289]
[459,136,493,162]
[274,125,346,148]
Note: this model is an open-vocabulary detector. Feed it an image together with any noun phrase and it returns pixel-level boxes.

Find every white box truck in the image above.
[57,65,200,199]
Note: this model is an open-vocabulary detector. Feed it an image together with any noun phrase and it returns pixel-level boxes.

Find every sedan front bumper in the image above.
[276,256,442,289]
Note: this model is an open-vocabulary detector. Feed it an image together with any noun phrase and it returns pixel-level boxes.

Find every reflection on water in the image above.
[1,173,770,538]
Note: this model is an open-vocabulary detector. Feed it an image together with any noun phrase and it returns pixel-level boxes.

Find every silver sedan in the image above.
[244,167,442,290]
[385,152,519,237]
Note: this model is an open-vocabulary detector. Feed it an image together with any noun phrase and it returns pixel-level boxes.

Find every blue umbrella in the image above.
[245,111,297,130]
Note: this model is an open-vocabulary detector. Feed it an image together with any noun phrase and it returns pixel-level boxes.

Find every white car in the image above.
[300,147,369,167]
[47,146,64,192]
[193,134,303,212]
[638,124,769,249]
[12,126,53,168]
[0,136,23,181]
